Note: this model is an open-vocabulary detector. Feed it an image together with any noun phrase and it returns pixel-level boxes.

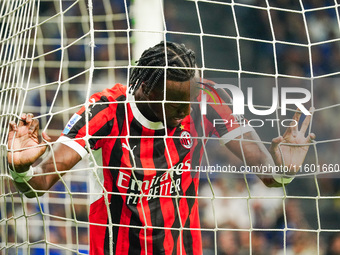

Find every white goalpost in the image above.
[1,0,340,254]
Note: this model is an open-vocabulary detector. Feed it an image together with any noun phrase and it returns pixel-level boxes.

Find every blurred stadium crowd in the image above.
[3,0,340,254]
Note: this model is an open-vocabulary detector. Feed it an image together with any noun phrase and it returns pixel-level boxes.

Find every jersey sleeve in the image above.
[203,87,254,144]
[57,88,122,158]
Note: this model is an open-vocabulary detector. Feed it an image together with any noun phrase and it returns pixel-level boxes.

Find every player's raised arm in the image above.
[7,113,82,198]
[225,130,279,187]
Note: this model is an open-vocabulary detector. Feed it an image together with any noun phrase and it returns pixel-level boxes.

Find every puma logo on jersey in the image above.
[87,98,97,117]
[122,142,137,152]
[90,98,96,105]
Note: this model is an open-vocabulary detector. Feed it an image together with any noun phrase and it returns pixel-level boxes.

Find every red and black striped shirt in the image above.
[58,83,250,255]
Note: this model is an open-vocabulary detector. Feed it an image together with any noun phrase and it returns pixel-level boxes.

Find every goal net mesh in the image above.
[1,0,340,254]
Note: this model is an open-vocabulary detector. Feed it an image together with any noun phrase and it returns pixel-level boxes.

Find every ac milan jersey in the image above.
[58,83,252,255]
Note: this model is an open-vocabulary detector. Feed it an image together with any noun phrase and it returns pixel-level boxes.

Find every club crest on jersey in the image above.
[63,113,82,134]
[180,131,193,149]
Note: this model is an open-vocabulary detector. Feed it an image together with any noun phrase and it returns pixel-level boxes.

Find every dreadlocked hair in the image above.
[129,41,196,95]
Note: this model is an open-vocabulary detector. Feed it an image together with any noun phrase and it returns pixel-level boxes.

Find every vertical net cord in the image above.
[55,1,74,252]
[35,15,48,129]
[16,2,37,253]
[159,39,186,255]
[230,1,255,253]
[59,0,71,132]
[38,0,67,252]
[263,1,289,253]
[25,1,48,253]
[123,0,151,253]
[102,0,117,83]
[88,1,121,254]
[139,0,151,251]
[122,0,136,252]
[78,1,94,246]
[84,0,116,254]
[160,1,195,253]
[192,5,228,254]
[193,1,221,254]
[298,1,320,254]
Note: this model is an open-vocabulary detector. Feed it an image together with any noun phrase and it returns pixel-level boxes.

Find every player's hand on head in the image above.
[7,113,51,172]
[269,108,315,173]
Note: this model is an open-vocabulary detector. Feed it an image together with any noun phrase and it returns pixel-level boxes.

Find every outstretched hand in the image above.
[7,113,51,172]
[269,109,315,174]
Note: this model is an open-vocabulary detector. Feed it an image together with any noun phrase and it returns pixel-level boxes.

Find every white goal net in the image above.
[1,0,340,254]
